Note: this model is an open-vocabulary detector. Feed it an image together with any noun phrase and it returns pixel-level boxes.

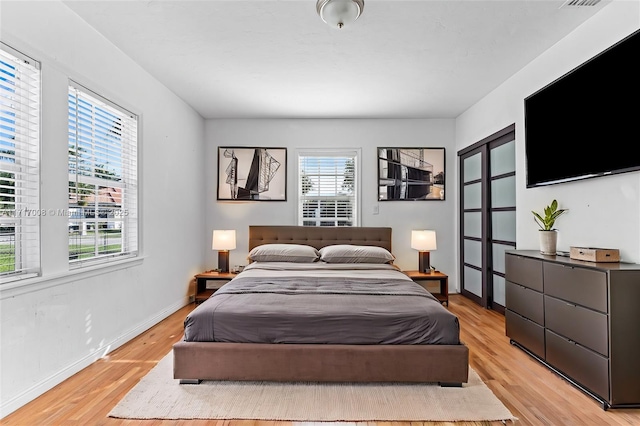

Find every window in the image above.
[68,82,138,266]
[297,149,359,227]
[0,44,40,281]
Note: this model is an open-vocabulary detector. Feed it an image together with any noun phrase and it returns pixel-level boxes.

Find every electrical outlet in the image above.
[373,204,379,215]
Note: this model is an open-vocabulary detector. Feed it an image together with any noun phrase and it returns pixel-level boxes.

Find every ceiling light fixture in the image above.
[316,0,364,29]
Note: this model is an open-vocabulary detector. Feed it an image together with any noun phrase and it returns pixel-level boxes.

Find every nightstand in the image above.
[404,270,449,306]
[193,271,235,304]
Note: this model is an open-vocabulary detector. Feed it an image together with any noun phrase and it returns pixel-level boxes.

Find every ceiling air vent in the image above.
[560,0,601,7]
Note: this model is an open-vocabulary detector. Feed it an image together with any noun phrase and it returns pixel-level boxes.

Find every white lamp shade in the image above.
[411,230,437,251]
[318,0,363,29]
[212,230,236,251]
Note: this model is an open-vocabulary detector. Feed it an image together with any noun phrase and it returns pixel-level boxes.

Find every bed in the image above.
[173,225,469,386]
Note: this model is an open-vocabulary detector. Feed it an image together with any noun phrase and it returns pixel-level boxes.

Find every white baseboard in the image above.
[0,297,188,419]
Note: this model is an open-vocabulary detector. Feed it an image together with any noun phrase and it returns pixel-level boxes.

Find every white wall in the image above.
[456,1,640,263]
[205,119,457,277]
[0,1,206,416]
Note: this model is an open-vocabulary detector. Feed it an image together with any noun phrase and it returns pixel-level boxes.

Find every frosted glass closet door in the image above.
[461,152,483,299]
[489,140,516,308]
[458,124,516,312]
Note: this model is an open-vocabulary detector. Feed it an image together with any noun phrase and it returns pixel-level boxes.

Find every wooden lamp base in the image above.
[418,251,431,273]
[218,250,229,273]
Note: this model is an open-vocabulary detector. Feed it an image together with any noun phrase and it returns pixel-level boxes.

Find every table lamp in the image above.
[212,230,236,273]
[411,230,437,273]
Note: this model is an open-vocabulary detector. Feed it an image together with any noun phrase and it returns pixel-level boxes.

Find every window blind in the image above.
[0,44,40,281]
[298,150,358,227]
[68,82,138,266]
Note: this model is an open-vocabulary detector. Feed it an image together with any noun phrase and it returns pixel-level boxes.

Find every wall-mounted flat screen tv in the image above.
[524,29,640,188]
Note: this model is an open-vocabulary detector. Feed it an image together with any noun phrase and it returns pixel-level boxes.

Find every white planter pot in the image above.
[539,230,558,255]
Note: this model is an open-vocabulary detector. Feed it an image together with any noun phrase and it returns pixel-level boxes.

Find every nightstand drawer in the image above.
[194,272,236,304]
[205,279,231,290]
[404,270,448,306]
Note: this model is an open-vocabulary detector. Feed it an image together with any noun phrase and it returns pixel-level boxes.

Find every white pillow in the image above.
[319,244,395,264]
[247,244,320,263]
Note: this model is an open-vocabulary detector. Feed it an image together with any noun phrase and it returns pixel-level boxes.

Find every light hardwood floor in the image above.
[3,294,639,426]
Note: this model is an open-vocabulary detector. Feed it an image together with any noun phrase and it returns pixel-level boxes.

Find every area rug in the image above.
[109,352,517,422]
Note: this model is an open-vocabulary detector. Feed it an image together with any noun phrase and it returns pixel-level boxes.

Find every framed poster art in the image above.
[217,147,287,201]
[378,147,445,201]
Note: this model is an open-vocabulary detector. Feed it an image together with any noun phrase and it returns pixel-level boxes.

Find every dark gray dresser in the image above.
[505,250,640,409]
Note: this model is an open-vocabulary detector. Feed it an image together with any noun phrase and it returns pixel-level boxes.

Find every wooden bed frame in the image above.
[173,225,469,386]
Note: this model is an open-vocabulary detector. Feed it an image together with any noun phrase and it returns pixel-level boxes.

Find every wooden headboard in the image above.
[249,226,392,252]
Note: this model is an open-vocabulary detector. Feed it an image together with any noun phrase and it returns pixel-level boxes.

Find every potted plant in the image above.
[532,199,568,255]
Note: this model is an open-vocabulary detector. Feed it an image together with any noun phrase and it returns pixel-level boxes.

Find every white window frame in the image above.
[0,43,41,283]
[296,148,361,227]
[67,81,138,268]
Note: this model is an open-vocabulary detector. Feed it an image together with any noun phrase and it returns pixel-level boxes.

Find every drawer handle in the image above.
[565,302,576,308]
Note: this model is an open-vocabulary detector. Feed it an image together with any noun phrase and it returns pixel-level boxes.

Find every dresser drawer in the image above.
[546,330,610,401]
[544,262,608,312]
[505,254,543,292]
[506,309,545,359]
[545,295,609,357]
[506,281,544,325]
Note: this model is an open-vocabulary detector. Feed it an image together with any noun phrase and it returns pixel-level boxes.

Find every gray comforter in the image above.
[183,262,460,345]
